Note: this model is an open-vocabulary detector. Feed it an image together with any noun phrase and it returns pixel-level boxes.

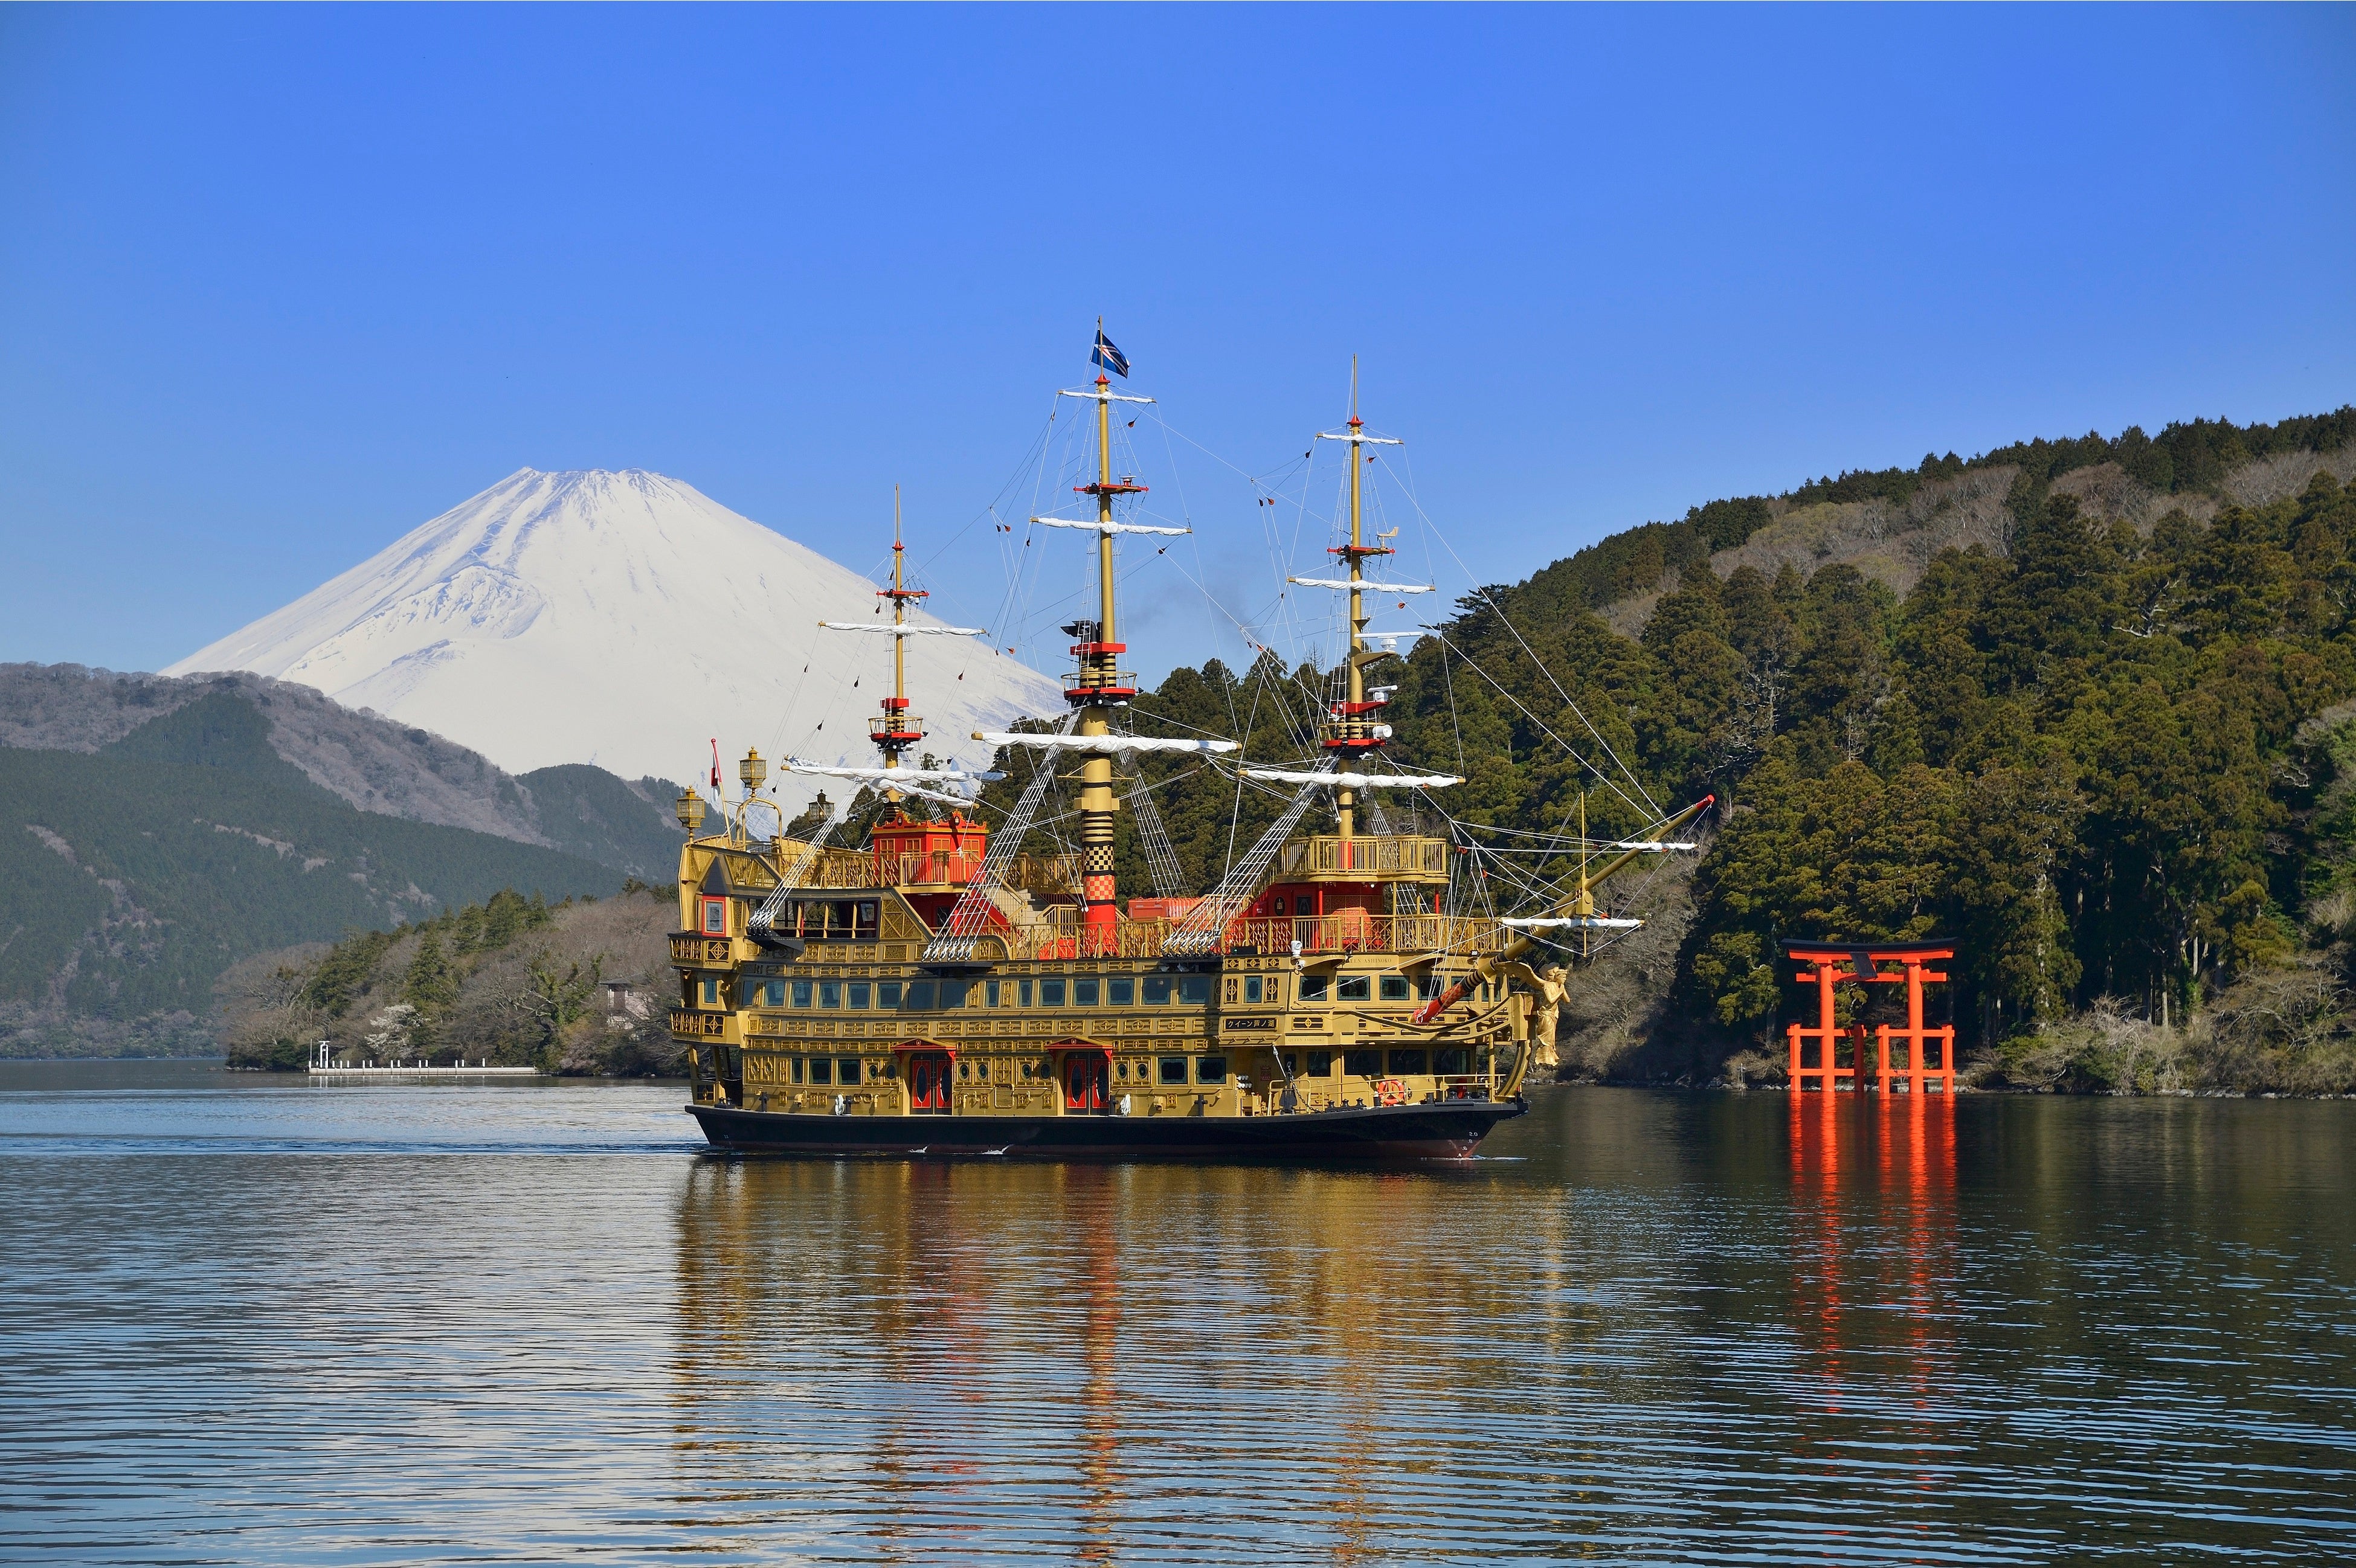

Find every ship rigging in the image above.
[669,334,1711,1159]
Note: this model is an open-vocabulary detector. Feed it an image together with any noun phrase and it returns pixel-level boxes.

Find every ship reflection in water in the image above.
[666,1087,2356,1563]
[4,1065,2353,1564]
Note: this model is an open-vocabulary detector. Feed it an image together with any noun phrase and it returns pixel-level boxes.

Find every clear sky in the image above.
[3,4,2351,685]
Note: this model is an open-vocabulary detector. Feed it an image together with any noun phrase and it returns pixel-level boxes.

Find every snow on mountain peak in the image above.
[165,469,1061,806]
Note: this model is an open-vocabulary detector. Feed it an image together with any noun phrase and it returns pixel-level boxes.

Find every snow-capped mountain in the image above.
[166,469,1061,811]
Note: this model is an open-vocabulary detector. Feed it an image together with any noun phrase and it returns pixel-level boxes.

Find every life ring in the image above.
[1374,1078,1408,1107]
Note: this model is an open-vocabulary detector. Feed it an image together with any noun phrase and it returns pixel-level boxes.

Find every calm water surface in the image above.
[2,1061,2351,1565]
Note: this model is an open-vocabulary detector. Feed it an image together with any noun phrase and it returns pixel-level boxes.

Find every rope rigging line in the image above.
[746,801,849,946]
[1163,766,1336,958]
[1427,627,1655,823]
[1388,456,1662,819]
[1123,760,1189,901]
[920,711,1080,963]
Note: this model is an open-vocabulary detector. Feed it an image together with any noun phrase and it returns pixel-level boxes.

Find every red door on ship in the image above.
[1063,1053,1108,1113]
[908,1052,953,1114]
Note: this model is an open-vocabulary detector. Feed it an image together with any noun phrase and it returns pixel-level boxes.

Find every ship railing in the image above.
[1003,919,1179,961]
[1275,835,1451,877]
[1217,914,1504,958]
[784,849,1081,894]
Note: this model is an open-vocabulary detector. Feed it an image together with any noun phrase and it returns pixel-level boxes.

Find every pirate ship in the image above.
[671,343,1710,1160]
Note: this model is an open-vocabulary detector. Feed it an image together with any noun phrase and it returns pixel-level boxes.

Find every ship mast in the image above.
[1072,364,1135,933]
[1313,359,1406,853]
[872,485,926,806]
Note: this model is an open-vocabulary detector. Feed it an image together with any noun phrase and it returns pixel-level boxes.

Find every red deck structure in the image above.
[1784,940,1956,1093]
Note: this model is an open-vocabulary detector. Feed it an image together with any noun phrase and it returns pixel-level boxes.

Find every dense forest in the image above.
[217,884,680,1073]
[967,408,2356,1093]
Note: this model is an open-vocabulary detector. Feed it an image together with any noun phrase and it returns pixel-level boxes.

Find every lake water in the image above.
[2,1061,2351,1565]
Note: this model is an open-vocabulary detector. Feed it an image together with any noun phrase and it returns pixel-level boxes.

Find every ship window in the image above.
[857,901,879,939]
[1179,976,1210,1006]
[907,981,936,1010]
[1298,974,1330,1003]
[985,980,1001,1007]
[1143,976,1171,1005]
[1379,975,1410,1002]
[765,980,787,1007]
[1337,975,1371,1002]
[1307,1050,1334,1077]
[1157,1056,1188,1085]
[879,982,904,1008]
[791,1056,805,1084]
[1271,896,1288,915]
[1196,1055,1228,1084]
[1344,1049,1380,1078]
[809,1057,833,1086]
[1418,972,1443,1000]
[848,982,872,1009]
[701,897,728,935]
[1075,977,1099,1006]
[1243,975,1264,1004]
[819,982,842,1009]
[1435,1047,1470,1075]
[1040,978,1067,1007]
[791,981,813,1009]
[1388,1049,1428,1075]
[940,981,968,1009]
[837,1058,861,1085]
[1019,978,1034,1006]
[1109,977,1135,1005]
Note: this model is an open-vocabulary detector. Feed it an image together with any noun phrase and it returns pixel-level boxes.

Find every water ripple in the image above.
[1,1064,2351,1564]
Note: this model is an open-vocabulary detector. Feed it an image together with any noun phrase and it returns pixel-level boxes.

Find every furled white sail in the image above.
[1029,516,1191,537]
[1241,768,1461,788]
[1286,577,1434,594]
[784,762,1004,782]
[973,731,1238,754]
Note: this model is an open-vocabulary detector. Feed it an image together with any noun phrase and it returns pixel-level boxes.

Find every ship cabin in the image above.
[671,812,1521,1122]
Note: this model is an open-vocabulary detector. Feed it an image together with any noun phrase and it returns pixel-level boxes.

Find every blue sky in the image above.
[2,4,2350,683]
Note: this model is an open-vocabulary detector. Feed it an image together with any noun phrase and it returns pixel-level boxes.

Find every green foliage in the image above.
[513,764,686,879]
[0,690,619,1053]
[1046,413,2355,1078]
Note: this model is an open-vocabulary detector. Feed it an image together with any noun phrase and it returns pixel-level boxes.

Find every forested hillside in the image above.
[974,407,2356,1093]
[1,690,623,1057]
[0,663,686,878]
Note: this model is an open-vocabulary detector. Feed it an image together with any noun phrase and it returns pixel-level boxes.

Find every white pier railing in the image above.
[306,1044,542,1080]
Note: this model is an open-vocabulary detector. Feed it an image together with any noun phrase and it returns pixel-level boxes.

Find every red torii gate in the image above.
[1784,940,1955,1094]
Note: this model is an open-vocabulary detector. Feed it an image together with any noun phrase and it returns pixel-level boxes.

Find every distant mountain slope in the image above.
[0,690,625,1058]
[0,663,685,879]
[163,468,1063,808]
[1489,408,2356,639]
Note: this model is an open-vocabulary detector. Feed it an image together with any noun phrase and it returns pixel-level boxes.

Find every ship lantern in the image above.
[675,786,707,834]
[739,745,768,794]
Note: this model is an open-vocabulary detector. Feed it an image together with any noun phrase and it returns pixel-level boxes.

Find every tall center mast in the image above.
[1066,371,1146,931]
[1310,359,1406,845]
[872,485,927,806]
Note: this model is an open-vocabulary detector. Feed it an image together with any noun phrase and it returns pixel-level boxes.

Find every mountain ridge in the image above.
[164,468,1063,805]
[1,662,685,879]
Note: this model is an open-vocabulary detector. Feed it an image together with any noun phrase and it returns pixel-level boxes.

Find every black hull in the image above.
[686,1097,1525,1163]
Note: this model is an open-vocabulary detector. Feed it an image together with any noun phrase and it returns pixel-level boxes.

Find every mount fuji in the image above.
[166,469,1062,811]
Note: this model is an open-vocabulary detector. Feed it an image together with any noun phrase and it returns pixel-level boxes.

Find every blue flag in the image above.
[1092,328,1129,379]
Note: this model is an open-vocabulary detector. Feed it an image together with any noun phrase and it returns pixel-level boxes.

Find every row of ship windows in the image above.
[707,971,1450,1011]
[744,1049,1481,1087]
